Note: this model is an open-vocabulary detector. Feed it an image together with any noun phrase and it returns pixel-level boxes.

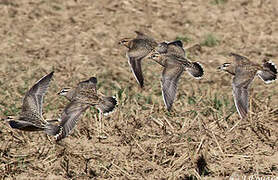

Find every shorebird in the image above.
[218,53,277,119]
[155,40,202,57]
[56,77,117,141]
[148,52,204,111]
[6,71,59,135]
[155,40,186,57]
[119,31,158,88]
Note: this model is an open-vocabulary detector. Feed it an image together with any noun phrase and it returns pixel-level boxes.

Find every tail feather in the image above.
[9,120,23,129]
[9,120,32,129]
[44,123,61,136]
[54,126,64,141]
[187,62,204,79]
[258,60,277,83]
[8,120,60,136]
[96,96,117,115]
[8,120,43,131]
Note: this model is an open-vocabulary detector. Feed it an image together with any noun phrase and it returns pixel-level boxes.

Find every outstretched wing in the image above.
[125,33,157,87]
[126,41,151,88]
[155,42,168,54]
[22,71,54,117]
[8,120,44,131]
[126,53,144,88]
[77,77,97,92]
[232,68,254,119]
[161,65,184,111]
[167,40,186,57]
[229,52,250,64]
[135,31,153,41]
[55,101,89,141]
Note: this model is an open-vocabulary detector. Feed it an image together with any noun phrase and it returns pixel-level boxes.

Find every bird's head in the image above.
[118,38,132,48]
[217,63,231,71]
[57,88,71,96]
[148,51,162,61]
[3,116,16,122]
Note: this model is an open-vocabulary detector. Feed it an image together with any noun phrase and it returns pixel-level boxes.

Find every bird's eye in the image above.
[61,89,69,93]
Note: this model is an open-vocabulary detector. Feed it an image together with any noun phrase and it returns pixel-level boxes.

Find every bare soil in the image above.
[0,0,278,179]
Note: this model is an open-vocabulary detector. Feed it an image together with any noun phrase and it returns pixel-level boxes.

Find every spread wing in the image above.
[77,77,97,92]
[155,42,168,54]
[232,69,254,119]
[161,65,184,111]
[167,40,186,57]
[21,71,54,118]
[126,53,144,88]
[55,101,89,141]
[74,77,98,102]
[126,35,156,88]
[8,120,44,131]
[229,52,250,64]
[135,31,154,41]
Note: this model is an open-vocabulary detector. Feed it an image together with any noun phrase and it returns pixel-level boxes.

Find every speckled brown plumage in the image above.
[148,52,204,110]
[119,31,158,88]
[218,53,277,119]
[56,77,117,141]
[7,71,59,135]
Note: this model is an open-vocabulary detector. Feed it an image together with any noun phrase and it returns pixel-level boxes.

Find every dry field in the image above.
[0,0,278,179]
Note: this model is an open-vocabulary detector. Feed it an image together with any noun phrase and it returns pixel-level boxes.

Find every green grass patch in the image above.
[52,5,62,11]
[3,104,20,116]
[211,0,228,5]
[201,34,219,47]
[188,95,197,105]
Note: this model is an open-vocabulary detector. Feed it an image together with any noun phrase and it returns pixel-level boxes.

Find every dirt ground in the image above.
[0,0,278,179]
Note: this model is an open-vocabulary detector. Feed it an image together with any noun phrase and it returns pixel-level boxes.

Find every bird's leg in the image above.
[98,112,102,136]
[97,111,107,140]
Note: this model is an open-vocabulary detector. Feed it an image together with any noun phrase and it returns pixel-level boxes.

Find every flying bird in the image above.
[119,31,158,88]
[148,52,204,110]
[155,40,186,58]
[218,53,277,119]
[6,71,59,135]
[56,77,117,141]
[155,40,202,58]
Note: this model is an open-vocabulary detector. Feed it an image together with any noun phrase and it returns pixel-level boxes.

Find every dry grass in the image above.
[0,0,278,179]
